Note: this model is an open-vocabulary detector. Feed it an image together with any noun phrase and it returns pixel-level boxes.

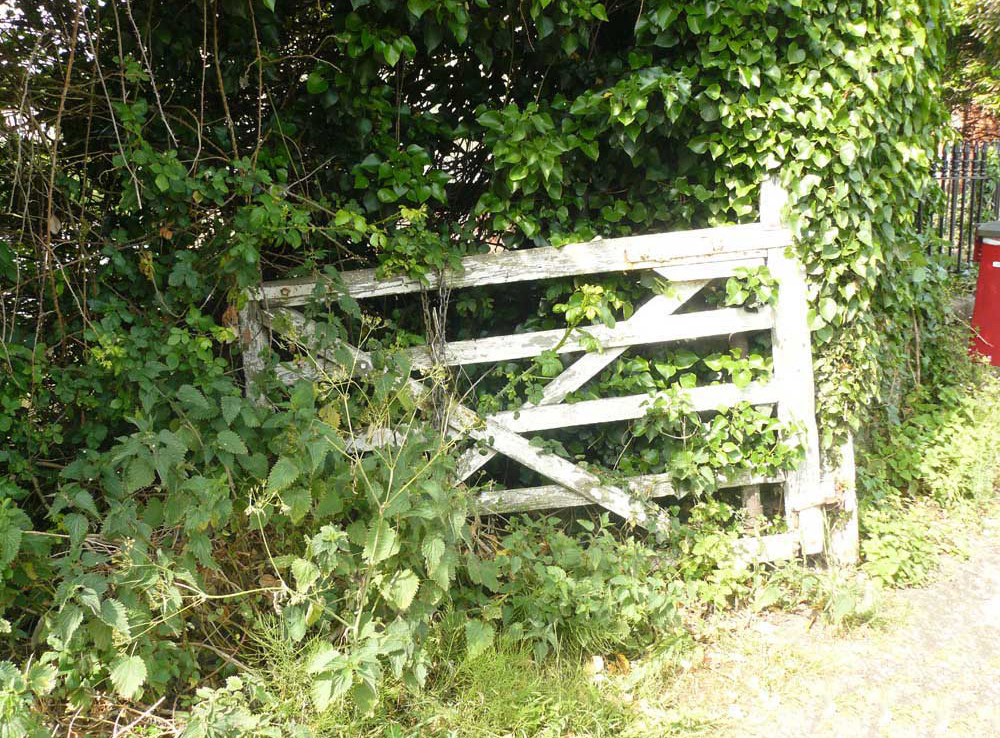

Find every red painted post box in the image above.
[971,222,1000,366]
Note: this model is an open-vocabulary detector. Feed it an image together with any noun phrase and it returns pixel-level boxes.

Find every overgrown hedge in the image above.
[0,0,954,729]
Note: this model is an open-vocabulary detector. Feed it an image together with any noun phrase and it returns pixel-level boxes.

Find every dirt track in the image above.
[648,512,1000,738]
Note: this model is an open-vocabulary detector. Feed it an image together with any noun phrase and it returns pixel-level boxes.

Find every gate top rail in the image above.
[255,222,793,306]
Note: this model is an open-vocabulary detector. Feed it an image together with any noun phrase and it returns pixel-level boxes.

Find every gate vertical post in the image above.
[827,434,859,565]
[239,296,269,405]
[761,178,824,555]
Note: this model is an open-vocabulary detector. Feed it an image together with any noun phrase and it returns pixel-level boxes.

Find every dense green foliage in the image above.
[857,332,1000,587]
[944,0,1000,116]
[0,0,958,732]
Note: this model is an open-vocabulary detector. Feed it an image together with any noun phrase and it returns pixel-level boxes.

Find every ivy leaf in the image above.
[407,0,433,18]
[109,655,147,699]
[262,0,275,10]
[819,297,839,323]
[215,430,248,456]
[807,308,826,331]
[382,42,401,67]
[464,619,494,659]
[267,458,300,493]
[654,362,677,380]
[424,21,443,52]
[364,519,397,564]
[477,110,503,130]
[839,141,858,166]
[306,72,328,94]
[382,569,420,611]
[674,349,699,369]
[732,368,753,389]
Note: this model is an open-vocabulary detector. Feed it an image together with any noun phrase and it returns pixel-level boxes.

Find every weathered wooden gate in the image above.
[241,183,856,564]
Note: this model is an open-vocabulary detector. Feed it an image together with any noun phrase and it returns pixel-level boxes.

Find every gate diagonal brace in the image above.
[453,279,709,481]
[260,308,667,529]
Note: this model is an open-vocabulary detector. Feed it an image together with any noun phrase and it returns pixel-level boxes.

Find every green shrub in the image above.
[857,321,1000,587]
[0,335,472,715]
[0,660,57,738]
[472,516,683,660]
[859,498,950,587]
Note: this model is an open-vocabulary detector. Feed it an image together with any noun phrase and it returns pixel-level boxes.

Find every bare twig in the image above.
[112,696,167,737]
[123,0,178,147]
[212,0,240,158]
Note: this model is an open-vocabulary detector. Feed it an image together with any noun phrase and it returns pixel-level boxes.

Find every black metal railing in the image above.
[920,141,1000,271]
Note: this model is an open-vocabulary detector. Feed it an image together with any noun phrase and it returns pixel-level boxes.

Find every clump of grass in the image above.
[190,620,654,738]
[400,639,630,738]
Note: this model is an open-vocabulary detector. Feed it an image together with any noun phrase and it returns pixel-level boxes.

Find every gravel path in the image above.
[650,513,1000,738]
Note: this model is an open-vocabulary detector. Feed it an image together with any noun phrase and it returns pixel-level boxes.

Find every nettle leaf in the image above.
[0,522,23,568]
[49,605,84,648]
[291,557,320,593]
[100,598,131,638]
[109,655,147,699]
[284,603,309,642]
[306,643,341,674]
[177,384,211,412]
[421,535,445,574]
[25,663,58,696]
[124,456,155,493]
[307,438,330,472]
[221,395,242,426]
[364,519,397,564]
[308,643,353,711]
[283,487,312,524]
[464,619,495,659]
[382,569,420,612]
[267,458,300,493]
[215,430,248,456]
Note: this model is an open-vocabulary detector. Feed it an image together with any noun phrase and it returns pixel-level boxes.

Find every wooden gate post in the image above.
[238,299,269,405]
[826,433,859,565]
[761,179,825,555]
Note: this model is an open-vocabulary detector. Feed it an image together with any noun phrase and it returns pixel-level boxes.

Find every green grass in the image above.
[227,622,718,738]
